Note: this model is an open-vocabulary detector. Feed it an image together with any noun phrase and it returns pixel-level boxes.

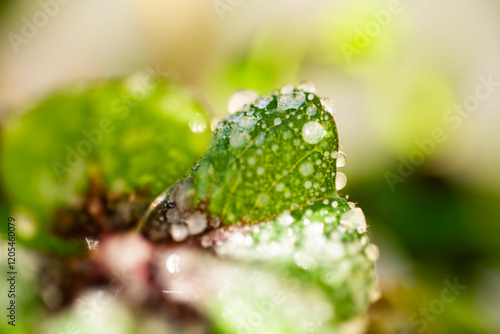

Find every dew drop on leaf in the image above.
[277,211,294,226]
[255,95,273,109]
[336,151,347,167]
[302,121,326,144]
[278,92,306,111]
[299,162,314,176]
[335,171,347,190]
[170,224,189,242]
[320,97,336,116]
[306,104,317,117]
[227,89,259,114]
[280,84,294,94]
[230,132,251,148]
[238,116,258,130]
[365,244,380,261]
[296,80,316,93]
[255,133,266,146]
[340,208,367,233]
[185,211,208,235]
[210,117,223,131]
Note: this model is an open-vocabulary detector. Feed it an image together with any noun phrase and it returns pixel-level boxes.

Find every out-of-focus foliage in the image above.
[0,74,211,253]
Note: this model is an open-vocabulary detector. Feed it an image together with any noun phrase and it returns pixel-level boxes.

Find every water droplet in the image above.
[325,242,345,260]
[302,121,326,144]
[248,157,256,165]
[276,183,285,191]
[85,237,99,250]
[274,118,282,126]
[320,97,336,116]
[210,117,222,131]
[166,208,182,223]
[166,254,181,273]
[308,94,314,100]
[238,116,258,129]
[365,244,379,261]
[255,95,273,109]
[306,104,317,117]
[296,80,316,93]
[227,113,244,124]
[210,216,221,228]
[280,84,294,94]
[257,167,265,175]
[278,92,306,111]
[336,151,347,167]
[255,133,266,146]
[335,172,347,190]
[370,287,382,302]
[170,223,189,242]
[304,181,312,189]
[189,113,207,133]
[305,222,324,237]
[228,89,259,114]
[185,211,207,235]
[340,208,367,233]
[331,201,338,208]
[299,162,314,176]
[277,211,294,226]
[230,132,251,148]
[201,237,213,248]
[256,193,270,206]
[294,251,315,269]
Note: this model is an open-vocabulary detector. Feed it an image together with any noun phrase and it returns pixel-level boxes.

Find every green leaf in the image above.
[138,84,378,327]
[198,89,339,224]
[142,87,341,239]
[202,196,379,326]
[0,74,211,252]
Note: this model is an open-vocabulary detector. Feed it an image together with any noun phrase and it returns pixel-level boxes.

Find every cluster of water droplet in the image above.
[194,81,348,224]
[141,81,353,238]
[199,195,380,320]
[140,180,216,242]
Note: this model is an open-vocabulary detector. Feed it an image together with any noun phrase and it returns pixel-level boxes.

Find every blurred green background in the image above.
[1,0,499,333]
